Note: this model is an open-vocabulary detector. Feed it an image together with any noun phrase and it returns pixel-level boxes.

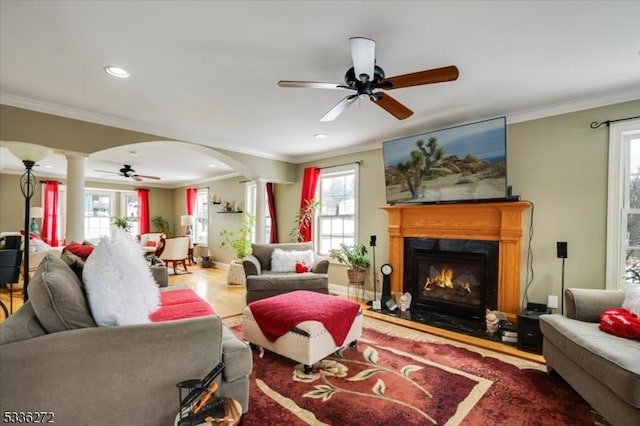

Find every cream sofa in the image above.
[242,242,329,303]
[539,288,640,426]
[0,254,252,425]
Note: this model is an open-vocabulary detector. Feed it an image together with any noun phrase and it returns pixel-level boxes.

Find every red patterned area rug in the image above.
[229,317,594,425]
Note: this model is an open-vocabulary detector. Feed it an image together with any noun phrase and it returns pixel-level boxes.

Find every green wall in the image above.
[275,99,640,303]
[3,99,640,306]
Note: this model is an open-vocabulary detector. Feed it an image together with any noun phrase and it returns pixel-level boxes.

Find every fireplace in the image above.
[404,238,499,324]
[382,201,530,325]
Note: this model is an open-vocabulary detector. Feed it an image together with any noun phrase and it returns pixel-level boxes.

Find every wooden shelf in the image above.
[218,211,243,214]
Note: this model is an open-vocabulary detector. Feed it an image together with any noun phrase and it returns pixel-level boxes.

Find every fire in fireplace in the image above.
[404,238,499,323]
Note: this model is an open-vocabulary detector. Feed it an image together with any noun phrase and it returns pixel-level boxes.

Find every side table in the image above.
[517,311,544,354]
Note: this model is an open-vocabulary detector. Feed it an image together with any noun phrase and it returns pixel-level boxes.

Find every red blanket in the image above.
[149,289,215,322]
[249,290,361,346]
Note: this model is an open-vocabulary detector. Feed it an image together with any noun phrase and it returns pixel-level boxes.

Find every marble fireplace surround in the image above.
[381,201,531,322]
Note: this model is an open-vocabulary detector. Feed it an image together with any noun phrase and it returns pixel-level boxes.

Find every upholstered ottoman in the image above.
[243,290,362,373]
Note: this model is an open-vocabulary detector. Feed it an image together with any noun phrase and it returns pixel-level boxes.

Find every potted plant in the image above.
[220,213,255,260]
[329,242,371,284]
[112,216,131,232]
[152,215,170,235]
[220,214,255,285]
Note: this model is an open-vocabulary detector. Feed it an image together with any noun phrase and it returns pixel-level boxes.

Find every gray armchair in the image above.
[242,242,329,303]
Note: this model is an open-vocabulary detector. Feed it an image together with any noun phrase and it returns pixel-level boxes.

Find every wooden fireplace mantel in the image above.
[381,201,531,321]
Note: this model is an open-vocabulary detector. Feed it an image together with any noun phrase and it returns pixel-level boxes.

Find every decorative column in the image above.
[66,154,85,243]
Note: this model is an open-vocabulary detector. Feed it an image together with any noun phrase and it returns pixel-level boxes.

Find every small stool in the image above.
[243,291,362,373]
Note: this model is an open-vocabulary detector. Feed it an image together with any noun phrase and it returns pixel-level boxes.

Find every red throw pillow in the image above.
[64,243,95,261]
[295,261,310,273]
[145,241,156,247]
[600,308,640,339]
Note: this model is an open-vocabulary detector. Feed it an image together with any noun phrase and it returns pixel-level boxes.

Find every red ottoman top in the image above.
[248,290,361,346]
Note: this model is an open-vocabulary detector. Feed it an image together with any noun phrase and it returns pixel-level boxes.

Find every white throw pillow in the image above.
[31,238,51,252]
[271,248,314,272]
[622,283,640,316]
[83,228,160,326]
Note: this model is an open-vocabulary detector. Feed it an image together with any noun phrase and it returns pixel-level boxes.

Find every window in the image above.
[245,183,270,243]
[84,190,114,242]
[317,165,358,256]
[194,188,209,245]
[121,192,138,236]
[606,119,640,290]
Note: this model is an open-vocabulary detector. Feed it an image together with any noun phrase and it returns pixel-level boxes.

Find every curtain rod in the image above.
[39,180,62,184]
[320,160,363,170]
[590,115,640,129]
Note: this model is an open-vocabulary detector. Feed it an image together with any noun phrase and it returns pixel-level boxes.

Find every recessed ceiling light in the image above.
[314,133,329,139]
[208,164,217,168]
[104,65,130,78]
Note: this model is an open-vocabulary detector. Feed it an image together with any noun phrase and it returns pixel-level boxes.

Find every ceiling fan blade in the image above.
[349,37,375,82]
[320,95,358,122]
[278,81,349,90]
[134,174,161,180]
[380,66,459,90]
[94,169,120,175]
[371,93,413,120]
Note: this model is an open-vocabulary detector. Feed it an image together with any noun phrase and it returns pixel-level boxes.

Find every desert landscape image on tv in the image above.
[383,117,507,204]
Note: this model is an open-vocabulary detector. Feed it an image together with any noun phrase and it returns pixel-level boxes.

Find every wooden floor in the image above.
[0,262,544,363]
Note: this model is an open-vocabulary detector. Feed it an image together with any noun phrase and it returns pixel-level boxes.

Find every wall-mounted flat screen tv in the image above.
[383,117,507,204]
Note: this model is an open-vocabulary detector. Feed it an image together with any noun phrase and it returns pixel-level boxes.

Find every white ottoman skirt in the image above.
[243,304,363,374]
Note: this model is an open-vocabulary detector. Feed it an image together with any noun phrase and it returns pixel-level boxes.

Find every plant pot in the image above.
[227,260,246,286]
[347,267,367,284]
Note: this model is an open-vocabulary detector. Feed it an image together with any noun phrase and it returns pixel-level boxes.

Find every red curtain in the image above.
[41,180,59,246]
[136,188,150,235]
[266,182,278,243]
[186,188,197,215]
[298,167,321,242]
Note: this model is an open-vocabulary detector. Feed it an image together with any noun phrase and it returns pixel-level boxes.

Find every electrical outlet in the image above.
[548,295,559,309]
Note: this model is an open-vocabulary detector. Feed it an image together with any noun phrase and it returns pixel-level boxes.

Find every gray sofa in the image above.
[0,254,252,425]
[539,288,640,426]
[242,242,329,303]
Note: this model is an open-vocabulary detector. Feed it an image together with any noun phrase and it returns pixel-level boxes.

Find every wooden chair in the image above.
[160,237,190,274]
[0,248,22,317]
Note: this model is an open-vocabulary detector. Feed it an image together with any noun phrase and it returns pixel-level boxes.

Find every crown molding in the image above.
[0,93,293,163]
[293,88,640,164]
[505,88,640,125]
[3,88,639,167]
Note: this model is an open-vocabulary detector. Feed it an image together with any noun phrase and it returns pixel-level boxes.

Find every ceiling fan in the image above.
[95,164,161,182]
[278,37,459,121]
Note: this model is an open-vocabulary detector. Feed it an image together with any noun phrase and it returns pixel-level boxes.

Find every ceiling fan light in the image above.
[314,133,328,139]
[104,65,130,78]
